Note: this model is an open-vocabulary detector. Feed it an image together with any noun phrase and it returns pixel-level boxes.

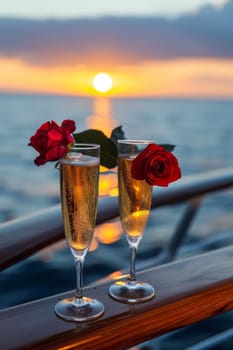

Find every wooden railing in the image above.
[1,167,233,349]
[1,245,233,349]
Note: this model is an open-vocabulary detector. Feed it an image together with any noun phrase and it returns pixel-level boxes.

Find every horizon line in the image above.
[0,90,232,102]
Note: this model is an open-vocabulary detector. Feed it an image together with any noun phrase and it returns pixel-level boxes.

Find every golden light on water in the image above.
[86,98,117,137]
[99,168,118,196]
[93,73,113,93]
[86,93,119,198]
[89,220,122,252]
[95,221,122,244]
[86,93,120,252]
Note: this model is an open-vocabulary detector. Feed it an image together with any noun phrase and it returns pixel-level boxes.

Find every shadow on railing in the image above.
[1,167,233,350]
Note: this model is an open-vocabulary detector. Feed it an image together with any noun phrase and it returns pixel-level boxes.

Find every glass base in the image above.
[55,296,104,322]
[109,280,155,304]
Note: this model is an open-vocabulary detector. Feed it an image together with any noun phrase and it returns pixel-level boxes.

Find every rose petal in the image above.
[34,155,46,166]
[37,121,51,131]
[146,152,181,186]
[48,128,63,143]
[61,119,76,134]
[131,143,181,187]
[29,119,76,166]
[132,144,163,180]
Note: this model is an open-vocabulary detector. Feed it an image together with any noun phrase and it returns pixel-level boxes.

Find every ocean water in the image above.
[1,94,233,348]
[1,94,233,221]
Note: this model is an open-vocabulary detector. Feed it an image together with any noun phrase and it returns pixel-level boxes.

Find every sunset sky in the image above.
[0,0,233,98]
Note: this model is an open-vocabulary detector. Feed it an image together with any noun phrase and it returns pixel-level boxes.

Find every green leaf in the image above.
[73,129,117,169]
[159,144,176,152]
[110,125,125,144]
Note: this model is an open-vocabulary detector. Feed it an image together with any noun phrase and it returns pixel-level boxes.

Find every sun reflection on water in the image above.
[87,97,117,137]
[99,167,118,197]
[87,96,122,251]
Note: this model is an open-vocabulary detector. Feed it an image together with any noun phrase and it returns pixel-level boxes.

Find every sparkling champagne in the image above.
[60,155,99,251]
[118,155,152,238]
[109,140,155,304]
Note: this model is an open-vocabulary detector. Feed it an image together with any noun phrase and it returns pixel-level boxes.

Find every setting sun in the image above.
[93,73,113,93]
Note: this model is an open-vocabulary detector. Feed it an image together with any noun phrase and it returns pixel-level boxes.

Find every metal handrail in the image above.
[1,166,233,270]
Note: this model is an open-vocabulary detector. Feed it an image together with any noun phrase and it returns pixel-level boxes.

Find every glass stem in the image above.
[75,257,84,299]
[129,245,137,281]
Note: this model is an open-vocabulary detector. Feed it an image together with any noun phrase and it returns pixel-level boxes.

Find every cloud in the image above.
[0,0,233,67]
[189,74,233,86]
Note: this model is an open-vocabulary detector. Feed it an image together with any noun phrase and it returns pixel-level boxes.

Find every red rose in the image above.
[28,119,76,166]
[131,143,181,186]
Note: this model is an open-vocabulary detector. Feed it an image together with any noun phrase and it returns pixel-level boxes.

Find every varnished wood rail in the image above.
[1,245,233,350]
[1,167,233,270]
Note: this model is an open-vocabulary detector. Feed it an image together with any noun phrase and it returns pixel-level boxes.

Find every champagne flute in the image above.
[109,140,155,304]
[55,143,104,322]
